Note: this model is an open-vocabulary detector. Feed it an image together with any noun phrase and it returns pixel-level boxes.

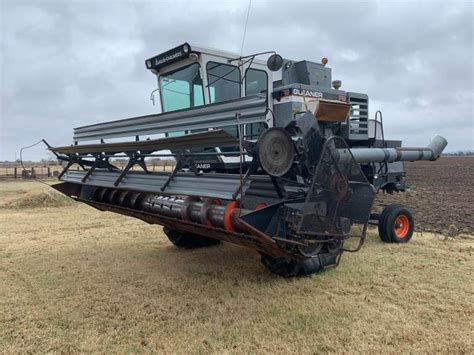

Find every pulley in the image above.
[257,128,295,177]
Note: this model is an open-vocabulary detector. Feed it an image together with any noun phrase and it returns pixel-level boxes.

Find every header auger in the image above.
[50,43,447,277]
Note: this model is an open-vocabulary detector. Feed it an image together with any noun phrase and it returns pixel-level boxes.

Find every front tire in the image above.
[163,227,220,249]
[378,204,414,243]
[260,252,339,277]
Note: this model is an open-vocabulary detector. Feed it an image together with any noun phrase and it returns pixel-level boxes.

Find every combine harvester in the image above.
[50,43,447,276]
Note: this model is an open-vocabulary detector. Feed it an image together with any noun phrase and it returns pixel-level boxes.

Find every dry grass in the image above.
[1,189,75,209]
[0,181,473,353]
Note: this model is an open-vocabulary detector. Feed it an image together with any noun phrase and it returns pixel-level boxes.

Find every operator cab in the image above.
[146,43,272,113]
[145,43,274,168]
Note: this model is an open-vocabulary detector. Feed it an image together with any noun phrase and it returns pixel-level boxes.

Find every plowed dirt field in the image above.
[375,157,474,236]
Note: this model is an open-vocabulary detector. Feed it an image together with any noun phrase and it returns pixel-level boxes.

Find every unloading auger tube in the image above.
[348,135,448,163]
[48,43,448,277]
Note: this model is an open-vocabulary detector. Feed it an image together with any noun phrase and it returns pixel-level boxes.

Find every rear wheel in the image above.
[378,204,414,243]
[163,227,220,248]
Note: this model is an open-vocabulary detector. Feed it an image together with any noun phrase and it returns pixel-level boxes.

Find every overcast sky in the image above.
[1,0,473,160]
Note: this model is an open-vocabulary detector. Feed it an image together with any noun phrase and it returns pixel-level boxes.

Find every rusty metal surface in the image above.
[314,99,350,122]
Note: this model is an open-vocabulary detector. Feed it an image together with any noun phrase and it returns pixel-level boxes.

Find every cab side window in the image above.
[206,62,241,103]
[245,68,268,96]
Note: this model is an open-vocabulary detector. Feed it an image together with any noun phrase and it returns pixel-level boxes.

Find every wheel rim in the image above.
[394,215,409,239]
[297,242,323,257]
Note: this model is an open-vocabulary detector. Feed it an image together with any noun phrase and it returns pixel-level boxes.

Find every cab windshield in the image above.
[159,63,204,112]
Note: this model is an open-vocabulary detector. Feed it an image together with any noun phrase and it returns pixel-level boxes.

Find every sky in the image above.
[0,0,473,161]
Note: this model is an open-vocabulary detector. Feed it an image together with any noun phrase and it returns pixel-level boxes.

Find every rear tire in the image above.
[260,252,339,277]
[163,227,220,249]
[378,204,414,243]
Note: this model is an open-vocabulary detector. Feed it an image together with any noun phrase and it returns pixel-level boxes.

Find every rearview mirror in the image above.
[267,53,283,71]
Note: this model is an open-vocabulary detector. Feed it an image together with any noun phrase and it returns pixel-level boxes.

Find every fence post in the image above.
[47,167,51,177]
[14,167,17,179]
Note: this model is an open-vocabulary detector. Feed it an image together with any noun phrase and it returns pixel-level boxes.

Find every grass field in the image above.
[0,181,473,353]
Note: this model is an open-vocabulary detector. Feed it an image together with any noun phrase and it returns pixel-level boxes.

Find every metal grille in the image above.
[347,92,369,141]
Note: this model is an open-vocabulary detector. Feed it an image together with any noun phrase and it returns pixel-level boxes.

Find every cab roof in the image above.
[145,42,267,71]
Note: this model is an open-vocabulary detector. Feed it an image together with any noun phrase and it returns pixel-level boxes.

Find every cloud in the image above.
[0,0,472,160]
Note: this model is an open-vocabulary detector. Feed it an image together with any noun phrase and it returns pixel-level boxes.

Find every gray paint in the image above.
[273,101,302,128]
[349,135,448,163]
[73,94,268,142]
[51,129,238,154]
[60,169,302,201]
[279,60,332,88]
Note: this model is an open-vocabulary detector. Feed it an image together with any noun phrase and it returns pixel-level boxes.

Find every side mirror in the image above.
[267,53,283,71]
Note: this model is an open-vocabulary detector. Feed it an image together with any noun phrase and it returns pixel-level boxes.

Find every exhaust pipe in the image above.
[348,135,448,163]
